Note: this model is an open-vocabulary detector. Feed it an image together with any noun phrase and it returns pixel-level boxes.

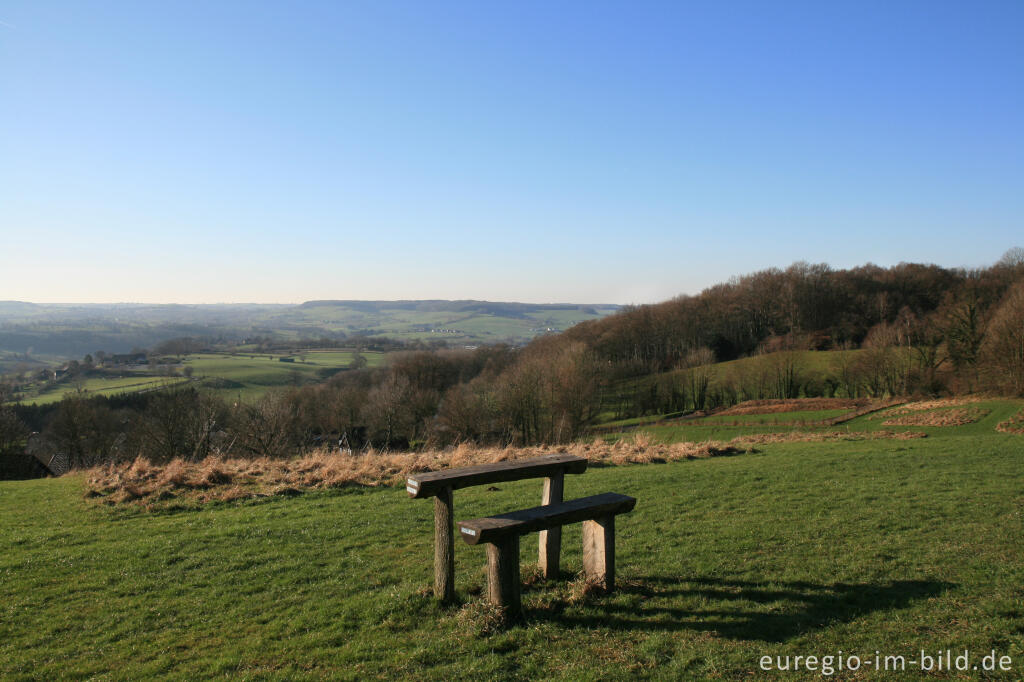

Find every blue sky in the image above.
[1,1,1021,304]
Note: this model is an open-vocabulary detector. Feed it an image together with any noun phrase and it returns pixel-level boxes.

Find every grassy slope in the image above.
[2,422,1023,679]
[596,349,863,425]
[605,350,867,405]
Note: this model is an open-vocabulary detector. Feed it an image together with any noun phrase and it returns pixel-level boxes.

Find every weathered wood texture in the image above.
[458,492,636,546]
[486,535,521,615]
[406,454,587,499]
[537,473,564,579]
[582,515,615,592]
[433,487,455,602]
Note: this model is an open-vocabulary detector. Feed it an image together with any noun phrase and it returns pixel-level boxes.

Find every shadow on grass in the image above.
[536,575,954,642]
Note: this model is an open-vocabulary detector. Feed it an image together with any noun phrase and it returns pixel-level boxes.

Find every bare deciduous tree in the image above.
[233,391,300,458]
[361,374,415,449]
[982,281,1024,395]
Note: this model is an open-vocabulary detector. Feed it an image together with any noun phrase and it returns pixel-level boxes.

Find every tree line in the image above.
[2,253,1023,468]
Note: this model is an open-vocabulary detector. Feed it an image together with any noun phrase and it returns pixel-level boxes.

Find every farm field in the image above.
[7,351,387,405]
[183,351,387,402]
[2,413,1022,679]
[9,376,192,406]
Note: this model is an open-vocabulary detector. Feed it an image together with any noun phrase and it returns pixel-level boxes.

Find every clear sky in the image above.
[1,1,1022,304]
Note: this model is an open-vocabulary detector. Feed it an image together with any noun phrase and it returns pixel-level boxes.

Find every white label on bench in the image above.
[406,479,418,488]
[406,485,418,495]
[460,528,477,536]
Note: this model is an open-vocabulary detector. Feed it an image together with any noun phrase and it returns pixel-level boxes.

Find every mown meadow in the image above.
[2,411,1022,679]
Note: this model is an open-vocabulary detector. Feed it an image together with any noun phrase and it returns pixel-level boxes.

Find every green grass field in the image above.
[10,376,192,406]
[7,351,388,406]
[2,412,1022,679]
[183,351,387,401]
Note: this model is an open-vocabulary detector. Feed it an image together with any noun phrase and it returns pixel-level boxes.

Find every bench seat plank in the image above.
[406,454,587,499]
[458,492,636,545]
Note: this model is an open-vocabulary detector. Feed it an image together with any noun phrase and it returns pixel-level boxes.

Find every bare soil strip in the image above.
[731,430,927,445]
[716,398,868,416]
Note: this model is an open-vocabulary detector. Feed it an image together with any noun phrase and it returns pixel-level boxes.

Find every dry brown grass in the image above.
[996,408,1024,435]
[86,435,746,508]
[716,398,868,416]
[882,407,989,427]
[85,424,938,509]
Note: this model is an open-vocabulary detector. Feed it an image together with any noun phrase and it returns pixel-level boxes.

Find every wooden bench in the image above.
[458,492,636,614]
[406,454,588,601]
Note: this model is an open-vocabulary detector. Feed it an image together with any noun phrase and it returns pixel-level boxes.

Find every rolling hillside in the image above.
[0,300,620,361]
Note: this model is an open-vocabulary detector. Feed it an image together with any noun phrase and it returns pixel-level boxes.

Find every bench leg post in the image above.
[582,515,615,592]
[434,486,455,603]
[538,472,564,580]
[486,535,521,616]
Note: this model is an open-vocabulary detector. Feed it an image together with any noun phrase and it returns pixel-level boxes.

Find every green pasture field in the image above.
[2,415,1022,679]
[6,351,388,405]
[12,376,191,406]
[184,351,386,402]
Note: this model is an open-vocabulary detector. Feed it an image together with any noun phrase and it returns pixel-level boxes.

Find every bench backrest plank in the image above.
[458,492,636,545]
[406,454,587,499]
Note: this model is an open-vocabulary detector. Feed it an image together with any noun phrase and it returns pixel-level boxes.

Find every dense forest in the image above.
[3,252,1024,470]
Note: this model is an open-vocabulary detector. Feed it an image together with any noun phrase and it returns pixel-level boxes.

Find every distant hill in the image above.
[299,300,607,318]
[0,300,620,362]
